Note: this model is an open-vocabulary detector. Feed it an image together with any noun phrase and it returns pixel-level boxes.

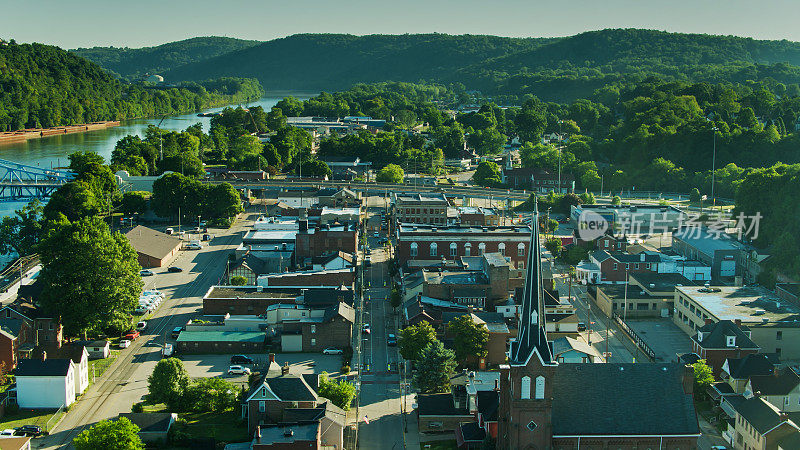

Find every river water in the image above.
[0,93,315,219]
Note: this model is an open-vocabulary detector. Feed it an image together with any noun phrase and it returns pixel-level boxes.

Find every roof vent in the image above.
[284,429,294,437]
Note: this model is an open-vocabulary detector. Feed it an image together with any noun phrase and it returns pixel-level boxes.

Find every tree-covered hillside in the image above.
[0,41,264,131]
[163,33,551,90]
[71,36,261,80]
[161,29,800,102]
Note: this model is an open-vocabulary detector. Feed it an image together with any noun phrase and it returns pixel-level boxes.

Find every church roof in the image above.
[510,201,552,366]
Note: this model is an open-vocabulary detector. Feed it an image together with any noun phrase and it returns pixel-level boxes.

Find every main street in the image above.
[34,214,254,449]
[354,209,410,450]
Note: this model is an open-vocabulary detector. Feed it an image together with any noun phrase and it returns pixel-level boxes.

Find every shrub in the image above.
[230,276,248,286]
[341,365,351,375]
[131,402,143,413]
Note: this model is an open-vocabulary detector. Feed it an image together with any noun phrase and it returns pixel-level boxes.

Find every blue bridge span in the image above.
[0,159,76,202]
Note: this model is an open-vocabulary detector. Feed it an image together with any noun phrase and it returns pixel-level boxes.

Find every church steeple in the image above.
[511,198,553,365]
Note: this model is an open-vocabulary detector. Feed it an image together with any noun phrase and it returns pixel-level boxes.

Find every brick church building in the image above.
[497,204,701,449]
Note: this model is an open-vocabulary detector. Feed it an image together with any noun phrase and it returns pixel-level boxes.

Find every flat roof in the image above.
[398,224,531,234]
[394,193,448,204]
[672,226,742,255]
[176,330,265,343]
[243,230,297,242]
[678,285,800,325]
[630,272,696,292]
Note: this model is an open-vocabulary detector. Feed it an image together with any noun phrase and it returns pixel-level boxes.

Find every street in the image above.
[33,214,253,449]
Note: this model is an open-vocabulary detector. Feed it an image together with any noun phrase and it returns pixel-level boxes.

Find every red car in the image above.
[123,330,140,340]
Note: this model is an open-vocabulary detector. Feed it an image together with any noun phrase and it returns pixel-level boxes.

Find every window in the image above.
[430,243,438,256]
[410,242,418,257]
[259,401,265,412]
[645,263,650,269]
[634,263,639,269]
[311,338,316,346]
[777,331,783,341]
[604,241,609,248]
[465,243,472,256]
[613,263,618,270]
[478,243,486,255]
[498,243,506,256]
[534,376,545,399]
[625,263,630,270]
[526,421,537,431]
[520,376,531,399]
[450,242,457,257]
[518,243,525,257]
[311,325,316,334]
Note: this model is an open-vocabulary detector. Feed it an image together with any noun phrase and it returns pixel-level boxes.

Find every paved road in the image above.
[354,210,409,450]
[34,214,253,449]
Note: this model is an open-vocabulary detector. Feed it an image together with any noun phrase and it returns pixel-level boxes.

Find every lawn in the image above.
[88,350,120,384]
[141,404,247,443]
[420,440,458,450]
[0,407,64,432]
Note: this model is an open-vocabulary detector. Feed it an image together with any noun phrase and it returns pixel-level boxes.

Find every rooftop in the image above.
[733,396,798,435]
[417,393,468,416]
[242,230,297,243]
[749,367,800,396]
[256,423,319,444]
[677,285,800,325]
[175,331,265,343]
[16,358,72,377]
[118,413,175,433]
[672,226,743,255]
[398,224,531,235]
[694,320,758,350]
[394,193,448,204]
[125,225,182,260]
[630,272,696,292]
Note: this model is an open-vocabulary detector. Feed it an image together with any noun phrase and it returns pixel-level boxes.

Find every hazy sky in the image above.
[4,0,800,49]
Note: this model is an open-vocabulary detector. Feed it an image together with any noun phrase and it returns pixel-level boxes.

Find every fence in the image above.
[612,313,656,361]
[0,254,39,293]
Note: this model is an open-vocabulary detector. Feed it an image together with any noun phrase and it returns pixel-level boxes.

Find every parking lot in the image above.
[179,353,345,380]
[625,318,692,362]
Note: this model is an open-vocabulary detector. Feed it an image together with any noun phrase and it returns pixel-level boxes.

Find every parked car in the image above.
[186,243,202,250]
[362,324,371,335]
[123,330,140,340]
[14,425,43,437]
[136,321,147,332]
[134,306,149,315]
[387,333,397,346]
[119,339,131,349]
[143,290,164,297]
[171,327,184,339]
[230,354,254,365]
[577,322,587,332]
[228,365,251,375]
[140,269,155,277]
[373,232,380,238]
[202,234,211,241]
[323,348,343,355]
[167,266,183,273]
[165,227,174,235]
[0,429,17,437]
[162,343,174,358]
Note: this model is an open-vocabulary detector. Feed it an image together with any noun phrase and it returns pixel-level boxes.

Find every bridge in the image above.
[0,159,76,202]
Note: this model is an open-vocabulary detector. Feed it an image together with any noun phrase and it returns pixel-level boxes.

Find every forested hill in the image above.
[71,36,261,80]
[163,33,552,90]
[161,29,800,101]
[0,41,264,131]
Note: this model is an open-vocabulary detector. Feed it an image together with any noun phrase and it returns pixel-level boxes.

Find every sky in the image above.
[3,0,800,49]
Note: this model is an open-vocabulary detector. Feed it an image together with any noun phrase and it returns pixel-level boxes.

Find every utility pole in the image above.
[623,266,629,322]
[711,125,718,211]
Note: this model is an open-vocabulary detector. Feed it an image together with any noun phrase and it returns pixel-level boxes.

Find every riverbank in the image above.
[0,121,121,146]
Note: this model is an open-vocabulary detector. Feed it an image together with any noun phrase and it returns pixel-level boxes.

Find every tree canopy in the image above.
[73,417,144,450]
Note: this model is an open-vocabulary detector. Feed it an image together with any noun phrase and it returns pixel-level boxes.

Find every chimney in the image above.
[41,350,47,361]
[282,361,290,375]
[269,353,276,364]
[704,318,713,325]
[494,379,499,391]
[682,364,694,395]
[734,319,742,327]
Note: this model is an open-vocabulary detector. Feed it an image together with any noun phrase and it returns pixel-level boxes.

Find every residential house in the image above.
[731,396,800,450]
[0,437,32,450]
[279,302,354,352]
[40,345,89,397]
[227,253,271,285]
[692,320,760,377]
[417,392,474,433]
[0,296,63,351]
[745,368,800,413]
[124,226,182,268]
[0,318,29,369]
[118,413,177,445]
[15,357,76,408]
[551,336,604,363]
[75,340,111,359]
[721,354,776,394]
[319,207,360,225]
[316,187,361,208]
[309,251,354,271]
[581,250,660,283]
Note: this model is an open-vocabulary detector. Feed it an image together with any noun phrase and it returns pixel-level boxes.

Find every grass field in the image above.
[0,407,64,432]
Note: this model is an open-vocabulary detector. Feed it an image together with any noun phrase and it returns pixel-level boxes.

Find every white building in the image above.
[15,358,77,408]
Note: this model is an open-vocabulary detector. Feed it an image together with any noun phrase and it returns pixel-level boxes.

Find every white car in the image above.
[0,429,16,437]
[143,290,164,298]
[136,321,147,331]
[228,365,251,375]
[186,243,202,250]
[323,348,343,355]
[134,306,148,315]
[119,339,131,348]
[140,269,155,276]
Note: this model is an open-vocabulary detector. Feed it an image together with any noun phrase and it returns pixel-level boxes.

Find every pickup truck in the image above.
[123,330,140,340]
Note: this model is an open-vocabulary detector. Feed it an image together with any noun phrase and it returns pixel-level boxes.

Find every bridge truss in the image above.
[0,159,76,202]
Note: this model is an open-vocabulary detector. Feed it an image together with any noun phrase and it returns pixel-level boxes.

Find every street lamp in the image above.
[623,265,630,322]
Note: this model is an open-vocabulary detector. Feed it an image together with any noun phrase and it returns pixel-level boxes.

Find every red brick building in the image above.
[587,250,660,282]
[692,319,760,377]
[501,167,574,192]
[392,193,449,225]
[258,268,355,288]
[294,222,358,264]
[396,224,532,269]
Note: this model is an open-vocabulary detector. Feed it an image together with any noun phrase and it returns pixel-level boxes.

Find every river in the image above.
[0,93,315,219]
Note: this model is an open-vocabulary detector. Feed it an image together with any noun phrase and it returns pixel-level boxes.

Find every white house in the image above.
[47,345,89,396]
[15,358,76,408]
[311,252,354,271]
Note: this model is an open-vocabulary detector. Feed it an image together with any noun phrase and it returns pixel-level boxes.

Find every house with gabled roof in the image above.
[731,396,800,450]
[693,319,760,377]
[0,318,29,369]
[16,355,76,408]
[745,367,800,413]
[721,353,776,394]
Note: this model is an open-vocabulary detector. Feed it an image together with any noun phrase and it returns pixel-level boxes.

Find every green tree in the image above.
[38,217,142,337]
[611,195,621,206]
[148,358,190,409]
[120,191,150,216]
[693,359,715,399]
[204,183,243,219]
[230,276,248,286]
[73,417,143,450]
[472,161,502,187]
[390,286,402,309]
[545,237,563,257]
[413,340,457,394]
[318,373,356,410]
[447,315,489,363]
[297,159,332,179]
[266,106,288,131]
[182,377,238,412]
[69,151,105,175]
[689,188,701,203]
[43,181,104,221]
[0,200,43,256]
[376,164,404,183]
[398,321,438,361]
[515,106,547,143]
[562,245,588,265]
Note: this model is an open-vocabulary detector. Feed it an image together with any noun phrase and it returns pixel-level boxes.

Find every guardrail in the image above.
[612,312,656,361]
[0,254,39,293]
